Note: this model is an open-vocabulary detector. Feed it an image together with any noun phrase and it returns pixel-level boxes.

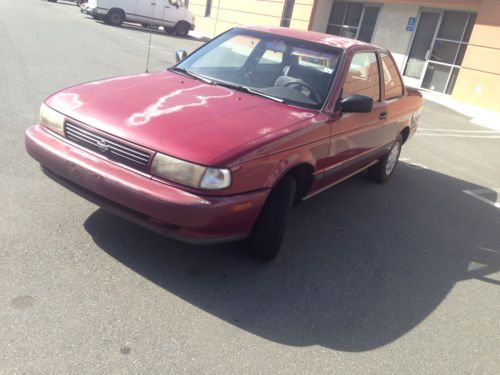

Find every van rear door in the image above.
[137,0,164,24]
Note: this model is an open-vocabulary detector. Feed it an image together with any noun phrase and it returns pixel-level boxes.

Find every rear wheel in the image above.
[367,135,403,183]
[247,176,296,261]
[174,21,190,37]
[105,9,125,27]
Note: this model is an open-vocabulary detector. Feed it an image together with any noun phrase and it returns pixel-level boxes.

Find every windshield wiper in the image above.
[215,82,284,103]
[169,67,213,84]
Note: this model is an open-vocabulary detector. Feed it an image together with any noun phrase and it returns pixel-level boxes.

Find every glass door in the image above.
[403,9,476,94]
[403,10,441,88]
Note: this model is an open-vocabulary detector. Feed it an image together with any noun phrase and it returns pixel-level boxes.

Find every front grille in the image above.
[64,122,151,172]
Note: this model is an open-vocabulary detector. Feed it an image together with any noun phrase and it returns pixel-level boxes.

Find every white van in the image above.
[85,0,195,37]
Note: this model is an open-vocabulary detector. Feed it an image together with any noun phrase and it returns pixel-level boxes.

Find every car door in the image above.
[323,51,388,185]
[379,52,409,144]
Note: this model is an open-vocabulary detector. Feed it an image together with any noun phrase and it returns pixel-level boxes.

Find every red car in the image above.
[25,27,423,260]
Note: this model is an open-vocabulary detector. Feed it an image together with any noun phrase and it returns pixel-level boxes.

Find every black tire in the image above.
[174,21,190,37]
[163,27,174,34]
[105,9,125,27]
[367,135,403,183]
[247,176,296,261]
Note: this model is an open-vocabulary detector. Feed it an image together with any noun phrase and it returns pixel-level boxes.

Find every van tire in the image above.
[174,21,190,37]
[246,176,296,261]
[105,9,125,27]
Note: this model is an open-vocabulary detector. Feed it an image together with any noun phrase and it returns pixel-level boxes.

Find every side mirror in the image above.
[340,94,373,113]
[175,49,188,63]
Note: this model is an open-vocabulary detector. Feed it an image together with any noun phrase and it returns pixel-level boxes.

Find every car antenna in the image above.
[145,1,156,73]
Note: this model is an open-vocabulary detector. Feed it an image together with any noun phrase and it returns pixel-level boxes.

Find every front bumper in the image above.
[25,125,269,244]
[85,7,100,16]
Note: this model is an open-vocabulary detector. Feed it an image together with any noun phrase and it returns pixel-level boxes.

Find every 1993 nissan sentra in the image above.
[25,27,423,260]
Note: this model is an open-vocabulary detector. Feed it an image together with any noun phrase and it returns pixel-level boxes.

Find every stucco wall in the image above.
[371,3,420,70]
[188,0,315,38]
[310,0,334,32]
[452,0,500,111]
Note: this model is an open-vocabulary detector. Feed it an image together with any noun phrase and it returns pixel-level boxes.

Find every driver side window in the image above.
[343,52,380,101]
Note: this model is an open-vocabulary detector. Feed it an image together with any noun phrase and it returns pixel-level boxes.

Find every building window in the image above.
[205,0,212,18]
[281,0,296,27]
[327,1,381,43]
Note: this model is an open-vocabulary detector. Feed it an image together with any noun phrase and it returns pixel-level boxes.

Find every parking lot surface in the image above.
[1,1,499,373]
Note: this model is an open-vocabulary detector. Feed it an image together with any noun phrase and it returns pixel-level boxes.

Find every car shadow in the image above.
[83,163,500,352]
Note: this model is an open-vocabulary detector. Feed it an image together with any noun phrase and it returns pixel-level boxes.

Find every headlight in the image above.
[151,152,231,190]
[40,103,65,135]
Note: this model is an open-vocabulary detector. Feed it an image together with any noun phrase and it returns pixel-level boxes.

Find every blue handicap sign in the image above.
[406,16,416,32]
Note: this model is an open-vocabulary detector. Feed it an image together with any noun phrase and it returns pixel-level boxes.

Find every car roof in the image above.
[244,26,381,51]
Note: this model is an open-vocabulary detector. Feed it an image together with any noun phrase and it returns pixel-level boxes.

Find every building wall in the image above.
[188,0,316,38]
[310,0,333,32]
[452,0,500,111]
[310,1,420,69]
[371,3,419,70]
[186,0,500,112]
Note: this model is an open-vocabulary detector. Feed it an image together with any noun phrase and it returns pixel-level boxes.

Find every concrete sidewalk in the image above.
[422,91,500,133]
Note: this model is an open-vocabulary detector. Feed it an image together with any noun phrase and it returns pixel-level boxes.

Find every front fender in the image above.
[225,114,331,195]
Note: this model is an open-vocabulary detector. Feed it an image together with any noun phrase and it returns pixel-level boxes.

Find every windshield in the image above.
[174,28,342,109]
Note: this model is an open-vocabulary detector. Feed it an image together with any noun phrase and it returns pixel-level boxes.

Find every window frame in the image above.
[205,0,212,17]
[281,0,296,27]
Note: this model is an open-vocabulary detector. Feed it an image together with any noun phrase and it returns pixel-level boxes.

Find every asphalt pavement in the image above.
[1,1,499,373]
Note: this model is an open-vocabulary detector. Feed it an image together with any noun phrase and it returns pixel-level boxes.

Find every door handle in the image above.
[379,111,388,120]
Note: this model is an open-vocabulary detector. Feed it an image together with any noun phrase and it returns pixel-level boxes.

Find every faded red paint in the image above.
[25,28,423,243]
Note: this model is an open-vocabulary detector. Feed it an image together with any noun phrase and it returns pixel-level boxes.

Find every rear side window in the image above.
[259,49,284,65]
[380,53,404,100]
[343,52,380,101]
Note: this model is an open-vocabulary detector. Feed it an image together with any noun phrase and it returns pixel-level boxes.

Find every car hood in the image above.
[46,71,317,165]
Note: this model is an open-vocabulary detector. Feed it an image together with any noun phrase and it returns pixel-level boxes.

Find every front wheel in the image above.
[174,22,190,37]
[105,9,125,26]
[246,176,296,261]
[367,135,403,183]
